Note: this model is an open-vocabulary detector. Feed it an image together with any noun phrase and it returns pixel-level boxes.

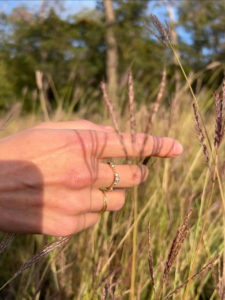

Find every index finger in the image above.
[96,132,183,159]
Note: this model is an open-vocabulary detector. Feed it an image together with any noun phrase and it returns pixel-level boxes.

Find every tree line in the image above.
[0,0,224,112]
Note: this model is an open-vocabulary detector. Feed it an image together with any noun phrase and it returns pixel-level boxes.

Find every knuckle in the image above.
[58,197,84,215]
[64,168,94,189]
[131,167,142,184]
[79,120,93,126]
[48,214,100,236]
[136,133,145,146]
[151,136,163,156]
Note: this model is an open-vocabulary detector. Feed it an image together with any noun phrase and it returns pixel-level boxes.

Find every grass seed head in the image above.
[146,14,171,47]
[148,223,155,290]
[0,233,15,255]
[166,255,219,299]
[221,77,225,144]
[214,90,223,149]
[141,68,166,164]
[128,70,137,147]
[101,81,128,158]
[11,237,71,283]
[145,68,166,133]
[192,103,209,165]
[163,210,192,283]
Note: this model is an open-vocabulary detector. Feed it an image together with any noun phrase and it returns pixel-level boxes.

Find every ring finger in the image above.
[48,188,126,214]
[90,189,125,212]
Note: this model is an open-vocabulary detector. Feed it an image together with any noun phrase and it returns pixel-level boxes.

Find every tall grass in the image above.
[0,19,225,299]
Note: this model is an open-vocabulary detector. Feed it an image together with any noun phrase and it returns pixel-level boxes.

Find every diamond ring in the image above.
[105,161,120,191]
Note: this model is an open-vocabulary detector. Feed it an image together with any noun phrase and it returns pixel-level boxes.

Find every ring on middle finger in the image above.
[102,161,120,192]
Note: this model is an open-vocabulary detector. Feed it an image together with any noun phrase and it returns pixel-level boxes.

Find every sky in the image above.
[3,0,174,18]
[2,0,191,44]
[3,0,97,15]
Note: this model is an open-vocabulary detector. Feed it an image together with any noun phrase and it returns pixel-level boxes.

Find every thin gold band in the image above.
[100,190,107,213]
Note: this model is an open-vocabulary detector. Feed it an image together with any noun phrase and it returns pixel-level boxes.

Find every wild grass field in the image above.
[0,1,225,299]
[0,63,225,300]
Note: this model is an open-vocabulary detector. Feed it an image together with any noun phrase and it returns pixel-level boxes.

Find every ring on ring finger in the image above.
[100,190,107,213]
[93,189,125,212]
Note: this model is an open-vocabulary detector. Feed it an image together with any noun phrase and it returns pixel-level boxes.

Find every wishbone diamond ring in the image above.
[105,161,120,191]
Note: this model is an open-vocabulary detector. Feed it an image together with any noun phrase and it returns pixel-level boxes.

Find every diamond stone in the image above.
[114,173,120,186]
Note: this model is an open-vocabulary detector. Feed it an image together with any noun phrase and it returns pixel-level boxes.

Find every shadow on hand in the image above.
[0,160,43,234]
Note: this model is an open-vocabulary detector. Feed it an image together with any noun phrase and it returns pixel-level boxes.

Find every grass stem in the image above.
[130,184,138,300]
[183,154,218,299]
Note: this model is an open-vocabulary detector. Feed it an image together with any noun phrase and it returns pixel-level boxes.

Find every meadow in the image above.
[0,2,225,299]
[0,60,225,300]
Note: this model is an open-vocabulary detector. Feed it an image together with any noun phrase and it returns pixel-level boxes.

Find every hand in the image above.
[0,120,183,236]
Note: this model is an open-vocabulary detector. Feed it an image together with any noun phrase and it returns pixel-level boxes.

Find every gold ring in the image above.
[105,161,120,192]
[100,190,107,213]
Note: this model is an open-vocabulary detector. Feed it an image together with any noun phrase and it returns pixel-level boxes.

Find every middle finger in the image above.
[92,163,149,188]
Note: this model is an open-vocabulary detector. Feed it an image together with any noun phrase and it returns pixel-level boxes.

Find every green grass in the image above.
[0,76,225,300]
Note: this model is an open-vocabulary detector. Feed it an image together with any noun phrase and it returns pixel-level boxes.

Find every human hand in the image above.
[0,120,183,236]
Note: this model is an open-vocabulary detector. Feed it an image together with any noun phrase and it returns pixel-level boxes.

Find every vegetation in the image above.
[0,0,225,299]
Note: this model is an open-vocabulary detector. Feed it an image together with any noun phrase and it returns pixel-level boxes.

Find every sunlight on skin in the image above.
[0,120,183,236]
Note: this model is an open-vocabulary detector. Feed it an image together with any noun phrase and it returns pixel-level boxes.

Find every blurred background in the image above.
[0,0,224,118]
[1,1,225,299]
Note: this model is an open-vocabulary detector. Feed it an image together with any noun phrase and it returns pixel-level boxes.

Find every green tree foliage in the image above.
[99,0,167,104]
[114,1,166,98]
[177,0,225,90]
[0,6,106,111]
[0,1,168,112]
[0,1,224,112]
[177,0,225,64]
[0,60,14,109]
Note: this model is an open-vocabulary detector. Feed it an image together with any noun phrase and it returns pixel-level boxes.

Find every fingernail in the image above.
[141,165,149,181]
[173,142,183,155]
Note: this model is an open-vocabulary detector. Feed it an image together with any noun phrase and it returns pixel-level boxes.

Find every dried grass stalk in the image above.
[223,77,225,107]
[0,233,15,255]
[219,255,225,300]
[0,103,21,131]
[145,14,171,47]
[35,70,49,120]
[141,68,166,163]
[101,284,108,300]
[211,265,220,298]
[193,103,209,164]
[128,70,136,147]
[148,223,155,290]
[166,255,219,299]
[145,68,166,133]
[221,77,225,142]
[3,236,71,289]
[214,91,223,149]
[163,210,192,283]
[35,70,43,90]
[101,81,128,158]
